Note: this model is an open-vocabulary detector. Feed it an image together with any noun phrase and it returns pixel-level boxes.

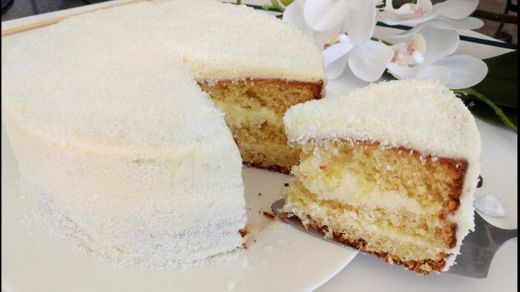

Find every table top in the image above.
[2,1,517,291]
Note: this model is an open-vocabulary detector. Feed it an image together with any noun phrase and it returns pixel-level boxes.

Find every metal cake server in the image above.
[271,199,517,278]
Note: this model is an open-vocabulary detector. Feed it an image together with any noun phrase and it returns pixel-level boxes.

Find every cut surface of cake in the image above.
[0,0,319,267]
[282,80,481,274]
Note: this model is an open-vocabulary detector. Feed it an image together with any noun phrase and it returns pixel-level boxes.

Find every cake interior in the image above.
[198,79,323,173]
[283,140,468,274]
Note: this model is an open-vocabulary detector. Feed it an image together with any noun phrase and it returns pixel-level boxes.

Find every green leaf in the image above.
[456,88,517,133]
[473,51,517,108]
[262,0,285,12]
[280,0,294,6]
[453,51,518,133]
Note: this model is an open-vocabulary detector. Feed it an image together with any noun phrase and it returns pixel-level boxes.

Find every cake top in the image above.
[2,18,229,151]
[284,79,481,160]
[2,0,323,151]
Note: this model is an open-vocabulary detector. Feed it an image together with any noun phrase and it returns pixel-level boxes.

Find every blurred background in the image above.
[1,0,517,44]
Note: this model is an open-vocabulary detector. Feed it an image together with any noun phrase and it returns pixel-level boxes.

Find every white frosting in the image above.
[2,0,339,267]
[284,79,481,271]
[27,0,323,84]
[284,79,479,160]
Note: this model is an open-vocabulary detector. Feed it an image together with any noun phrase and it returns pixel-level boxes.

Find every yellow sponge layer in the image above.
[283,140,469,274]
[295,141,467,218]
[199,79,322,172]
[284,180,453,260]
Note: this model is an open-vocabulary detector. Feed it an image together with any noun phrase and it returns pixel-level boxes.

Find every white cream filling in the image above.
[294,155,432,214]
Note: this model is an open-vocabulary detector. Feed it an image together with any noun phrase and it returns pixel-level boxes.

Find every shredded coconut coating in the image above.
[284,79,480,161]
[8,0,345,268]
[2,0,323,150]
[284,79,481,271]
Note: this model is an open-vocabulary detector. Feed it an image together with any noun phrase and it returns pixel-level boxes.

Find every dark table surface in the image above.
[1,0,109,21]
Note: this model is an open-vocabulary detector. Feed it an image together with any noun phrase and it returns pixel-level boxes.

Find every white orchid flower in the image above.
[283,0,392,81]
[378,0,484,30]
[386,26,488,89]
[283,0,377,48]
[323,35,394,81]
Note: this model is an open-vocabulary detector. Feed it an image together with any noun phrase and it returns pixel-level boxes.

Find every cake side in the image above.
[199,79,324,173]
[3,103,247,268]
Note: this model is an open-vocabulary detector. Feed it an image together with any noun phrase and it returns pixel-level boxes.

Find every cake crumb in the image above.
[239,228,248,238]
[257,192,262,197]
[262,211,275,220]
[284,183,289,187]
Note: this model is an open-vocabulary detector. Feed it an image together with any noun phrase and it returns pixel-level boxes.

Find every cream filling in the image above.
[212,101,281,129]
[283,198,446,261]
[294,165,430,214]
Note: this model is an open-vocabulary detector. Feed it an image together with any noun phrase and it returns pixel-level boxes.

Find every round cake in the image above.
[1,0,324,267]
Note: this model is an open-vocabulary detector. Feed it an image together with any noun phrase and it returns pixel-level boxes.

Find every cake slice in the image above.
[282,80,481,274]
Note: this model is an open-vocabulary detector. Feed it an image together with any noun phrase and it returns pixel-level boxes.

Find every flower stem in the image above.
[236,0,241,4]
[455,88,517,133]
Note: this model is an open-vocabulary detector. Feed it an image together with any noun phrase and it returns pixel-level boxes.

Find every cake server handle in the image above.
[271,199,517,279]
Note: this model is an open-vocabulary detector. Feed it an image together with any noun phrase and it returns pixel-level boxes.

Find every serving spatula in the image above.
[271,199,517,278]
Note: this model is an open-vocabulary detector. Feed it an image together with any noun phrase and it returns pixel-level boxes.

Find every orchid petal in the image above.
[304,0,350,32]
[283,0,344,49]
[416,0,433,13]
[347,41,394,82]
[315,25,344,48]
[395,3,416,15]
[416,65,452,85]
[323,39,354,66]
[376,10,404,23]
[421,26,459,64]
[383,24,426,43]
[376,12,437,26]
[323,41,354,79]
[428,16,484,30]
[283,0,313,34]
[435,55,488,89]
[433,0,479,19]
[345,0,376,45]
[385,0,396,11]
[387,63,421,79]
